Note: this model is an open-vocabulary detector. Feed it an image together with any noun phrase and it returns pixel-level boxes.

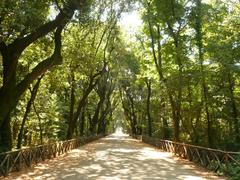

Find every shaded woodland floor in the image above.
[2,134,227,180]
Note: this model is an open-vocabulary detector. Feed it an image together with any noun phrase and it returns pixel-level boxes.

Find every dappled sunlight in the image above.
[110,148,138,153]
[95,150,108,158]
[178,175,206,180]
[4,135,225,180]
[138,148,176,163]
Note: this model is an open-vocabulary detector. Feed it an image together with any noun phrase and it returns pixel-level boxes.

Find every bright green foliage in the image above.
[0,0,51,42]
[130,0,240,149]
[0,1,239,175]
[0,0,132,148]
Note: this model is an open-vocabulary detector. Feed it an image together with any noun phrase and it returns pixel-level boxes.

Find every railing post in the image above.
[6,154,10,176]
[18,151,22,171]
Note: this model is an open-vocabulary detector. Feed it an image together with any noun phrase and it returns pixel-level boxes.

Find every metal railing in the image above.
[0,135,104,177]
[142,136,240,172]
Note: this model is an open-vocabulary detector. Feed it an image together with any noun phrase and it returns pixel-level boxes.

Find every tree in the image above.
[0,0,92,151]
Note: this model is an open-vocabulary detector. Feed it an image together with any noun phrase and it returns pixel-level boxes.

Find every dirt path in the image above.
[3,134,227,180]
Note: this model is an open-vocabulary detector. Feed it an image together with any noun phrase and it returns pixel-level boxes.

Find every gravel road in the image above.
[3,134,227,180]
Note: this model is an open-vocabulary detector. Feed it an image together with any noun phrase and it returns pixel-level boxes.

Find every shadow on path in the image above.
[2,134,227,180]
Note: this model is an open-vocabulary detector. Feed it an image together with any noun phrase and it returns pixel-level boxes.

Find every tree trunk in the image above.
[97,100,111,135]
[228,72,239,143]
[128,93,137,136]
[90,97,104,134]
[0,114,12,152]
[67,73,101,139]
[120,89,137,136]
[67,72,76,139]
[0,52,18,152]
[0,26,64,150]
[195,0,212,146]
[147,17,181,141]
[169,28,182,142]
[17,75,43,149]
[97,113,106,135]
[79,110,85,136]
[0,1,79,150]
[89,71,109,135]
[33,102,43,145]
[69,72,75,134]
[145,80,152,137]
[162,117,169,139]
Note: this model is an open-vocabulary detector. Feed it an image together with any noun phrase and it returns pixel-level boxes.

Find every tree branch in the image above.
[15,26,64,99]
[10,3,74,55]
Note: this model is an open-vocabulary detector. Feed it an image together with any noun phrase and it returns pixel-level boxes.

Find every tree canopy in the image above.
[0,0,240,159]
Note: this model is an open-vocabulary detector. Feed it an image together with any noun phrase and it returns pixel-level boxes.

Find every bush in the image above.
[221,155,240,180]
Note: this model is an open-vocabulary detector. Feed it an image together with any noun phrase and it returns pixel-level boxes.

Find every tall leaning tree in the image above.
[0,0,91,151]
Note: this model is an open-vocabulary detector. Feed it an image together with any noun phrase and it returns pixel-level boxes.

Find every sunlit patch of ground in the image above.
[2,133,227,180]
